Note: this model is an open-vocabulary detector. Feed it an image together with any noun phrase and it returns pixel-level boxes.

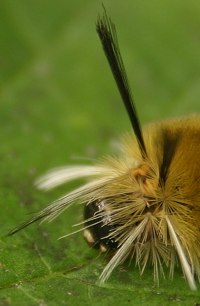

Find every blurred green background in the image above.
[0,0,200,305]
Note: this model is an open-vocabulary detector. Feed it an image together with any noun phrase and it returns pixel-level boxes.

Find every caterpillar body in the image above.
[8,11,200,290]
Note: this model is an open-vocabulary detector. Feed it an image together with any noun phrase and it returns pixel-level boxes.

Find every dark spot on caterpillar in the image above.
[84,199,119,250]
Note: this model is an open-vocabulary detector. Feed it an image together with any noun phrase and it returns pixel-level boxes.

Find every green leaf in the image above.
[0,0,200,305]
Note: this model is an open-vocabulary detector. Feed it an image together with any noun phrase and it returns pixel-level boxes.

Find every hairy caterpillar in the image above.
[8,10,200,290]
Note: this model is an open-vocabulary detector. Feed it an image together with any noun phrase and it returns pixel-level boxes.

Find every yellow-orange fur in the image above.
[96,115,200,288]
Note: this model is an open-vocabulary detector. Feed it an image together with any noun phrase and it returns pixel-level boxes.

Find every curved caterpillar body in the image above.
[8,11,200,290]
[83,116,200,289]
